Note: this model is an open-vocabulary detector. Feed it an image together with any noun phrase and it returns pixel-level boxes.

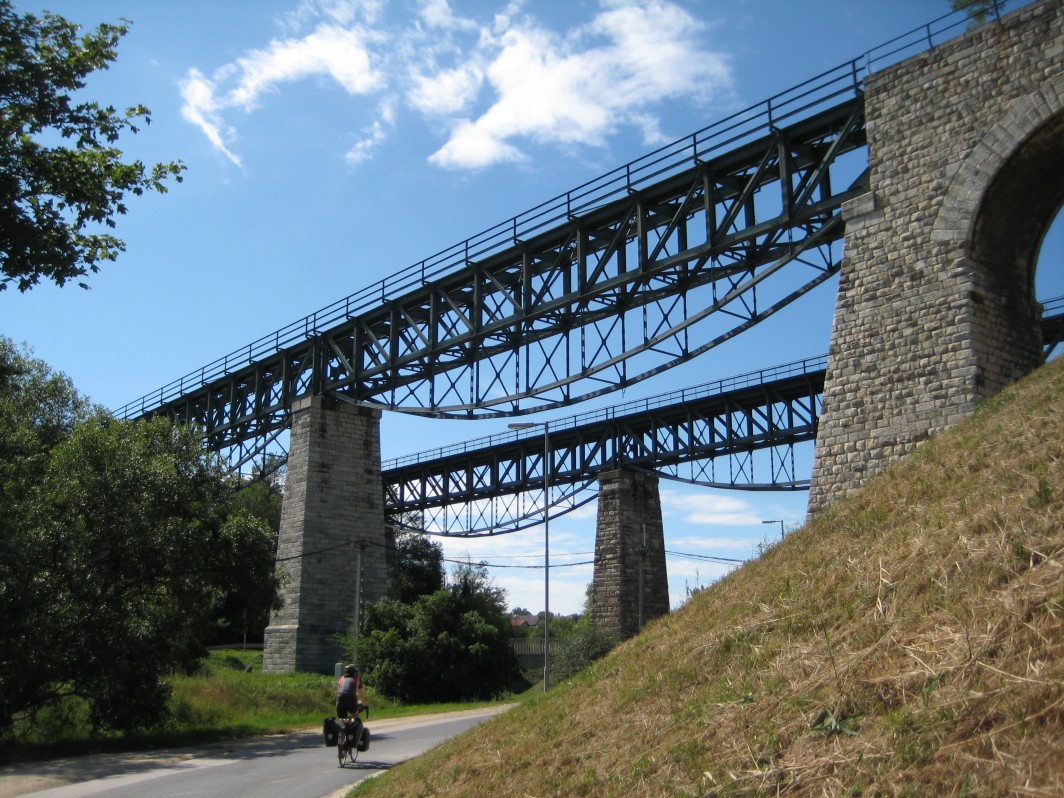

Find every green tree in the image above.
[951,0,1000,25]
[356,563,518,703]
[0,339,280,732]
[229,477,283,534]
[548,584,620,683]
[0,1,184,291]
[205,509,285,647]
[388,524,445,604]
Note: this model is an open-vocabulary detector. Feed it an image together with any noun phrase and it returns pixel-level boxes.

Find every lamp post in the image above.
[762,519,785,539]
[509,420,551,691]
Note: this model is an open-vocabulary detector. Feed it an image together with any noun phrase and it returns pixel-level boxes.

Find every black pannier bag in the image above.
[357,726,371,752]
[323,717,340,747]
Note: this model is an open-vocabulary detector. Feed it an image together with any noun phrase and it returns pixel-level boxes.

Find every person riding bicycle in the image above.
[336,663,365,719]
[332,664,369,762]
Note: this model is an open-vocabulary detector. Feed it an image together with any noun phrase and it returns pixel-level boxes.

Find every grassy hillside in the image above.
[353,356,1064,797]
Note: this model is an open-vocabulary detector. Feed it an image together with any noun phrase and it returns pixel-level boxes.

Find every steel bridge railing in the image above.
[383,355,828,471]
[383,356,827,535]
[113,3,1004,422]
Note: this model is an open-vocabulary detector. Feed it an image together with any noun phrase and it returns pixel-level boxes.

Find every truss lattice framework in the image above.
[138,100,864,460]
[382,363,825,536]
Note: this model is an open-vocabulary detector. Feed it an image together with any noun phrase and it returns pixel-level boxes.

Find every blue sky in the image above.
[4,0,1060,614]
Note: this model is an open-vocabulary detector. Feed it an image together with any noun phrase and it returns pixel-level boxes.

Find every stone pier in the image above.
[590,470,669,637]
[809,1,1063,513]
[263,397,388,673]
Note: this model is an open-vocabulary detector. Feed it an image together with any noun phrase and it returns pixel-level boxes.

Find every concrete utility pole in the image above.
[508,420,551,691]
[353,538,366,663]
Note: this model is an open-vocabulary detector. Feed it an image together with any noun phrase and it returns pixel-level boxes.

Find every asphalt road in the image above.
[0,707,512,798]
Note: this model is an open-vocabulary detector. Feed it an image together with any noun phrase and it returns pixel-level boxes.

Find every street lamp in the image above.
[762,519,785,539]
[508,420,551,691]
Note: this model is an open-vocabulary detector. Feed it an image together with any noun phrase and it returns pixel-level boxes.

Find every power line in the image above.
[274,531,747,570]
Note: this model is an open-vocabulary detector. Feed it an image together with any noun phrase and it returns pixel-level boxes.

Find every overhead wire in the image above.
[276,532,747,570]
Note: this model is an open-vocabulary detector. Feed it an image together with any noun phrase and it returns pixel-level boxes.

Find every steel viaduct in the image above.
[117,0,1064,673]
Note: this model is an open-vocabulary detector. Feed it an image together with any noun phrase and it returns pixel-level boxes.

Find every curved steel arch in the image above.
[116,4,1014,467]
[126,99,865,462]
[382,357,826,535]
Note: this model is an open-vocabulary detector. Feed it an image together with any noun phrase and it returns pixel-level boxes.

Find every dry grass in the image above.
[353,357,1064,797]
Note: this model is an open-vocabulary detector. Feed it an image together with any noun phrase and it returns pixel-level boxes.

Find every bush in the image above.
[551,624,621,683]
[354,564,519,703]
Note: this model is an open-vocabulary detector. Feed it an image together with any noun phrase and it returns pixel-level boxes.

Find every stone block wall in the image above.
[263,397,388,673]
[809,0,1064,513]
[590,470,669,637]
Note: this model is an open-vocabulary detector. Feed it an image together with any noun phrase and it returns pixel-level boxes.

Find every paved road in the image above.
[0,707,512,798]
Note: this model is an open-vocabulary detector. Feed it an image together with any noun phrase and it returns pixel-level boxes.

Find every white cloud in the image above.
[408,63,484,116]
[180,68,243,167]
[660,489,763,526]
[668,534,757,552]
[426,0,731,169]
[285,0,384,30]
[345,98,397,164]
[228,25,382,109]
[180,22,382,166]
[418,0,478,32]
[439,527,593,614]
[180,0,732,171]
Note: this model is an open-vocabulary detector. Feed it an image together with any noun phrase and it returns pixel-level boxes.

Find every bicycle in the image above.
[325,702,370,767]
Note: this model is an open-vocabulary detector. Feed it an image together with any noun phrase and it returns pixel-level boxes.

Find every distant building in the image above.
[510,614,540,629]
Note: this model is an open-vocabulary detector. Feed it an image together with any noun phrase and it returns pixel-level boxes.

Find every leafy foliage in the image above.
[0,1,184,291]
[0,339,281,733]
[356,563,518,703]
[388,524,444,603]
[550,621,620,683]
[950,0,1000,25]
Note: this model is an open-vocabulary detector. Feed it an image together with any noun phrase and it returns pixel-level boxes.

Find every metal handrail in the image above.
[382,355,828,470]
[115,2,1012,420]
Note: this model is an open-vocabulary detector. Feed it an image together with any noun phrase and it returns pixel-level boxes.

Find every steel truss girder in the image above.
[138,100,863,452]
[382,365,826,535]
[357,101,863,416]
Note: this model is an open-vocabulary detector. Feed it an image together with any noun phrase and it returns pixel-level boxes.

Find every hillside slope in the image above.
[355,357,1064,797]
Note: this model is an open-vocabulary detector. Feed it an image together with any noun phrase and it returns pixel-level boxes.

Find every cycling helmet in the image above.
[345,664,358,676]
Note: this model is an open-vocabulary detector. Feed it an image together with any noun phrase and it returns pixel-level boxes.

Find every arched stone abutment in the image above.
[263,397,388,673]
[589,470,668,638]
[809,0,1064,515]
[934,74,1064,397]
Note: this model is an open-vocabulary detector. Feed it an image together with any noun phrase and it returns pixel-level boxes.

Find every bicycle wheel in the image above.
[337,732,347,766]
[347,730,360,764]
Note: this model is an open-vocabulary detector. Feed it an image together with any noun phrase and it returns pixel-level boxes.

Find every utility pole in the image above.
[638,523,646,631]
[353,538,366,663]
[763,519,785,540]
[508,420,551,691]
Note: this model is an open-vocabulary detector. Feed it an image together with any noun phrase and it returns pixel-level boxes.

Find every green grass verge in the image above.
[0,649,529,765]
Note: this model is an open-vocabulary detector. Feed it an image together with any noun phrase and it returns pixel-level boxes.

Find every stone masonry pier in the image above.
[590,470,669,637]
[263,397,388,674]
[809,0,1064,513]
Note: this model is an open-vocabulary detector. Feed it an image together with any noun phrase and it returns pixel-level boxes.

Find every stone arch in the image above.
[933,74,1064,395]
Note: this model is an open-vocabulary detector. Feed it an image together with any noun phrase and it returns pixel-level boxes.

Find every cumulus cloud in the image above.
[180,19,383,167]
[660,489,763,526]
[345,98,397,164]
[180,0,732,171]
[407,63,483,116]
[427,0,732,169]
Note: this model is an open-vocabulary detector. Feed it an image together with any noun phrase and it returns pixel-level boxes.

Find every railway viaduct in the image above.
[256,1,1063,673]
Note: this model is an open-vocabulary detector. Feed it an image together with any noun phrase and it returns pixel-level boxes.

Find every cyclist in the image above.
[335,663,368,757]
[336,663,365,719]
